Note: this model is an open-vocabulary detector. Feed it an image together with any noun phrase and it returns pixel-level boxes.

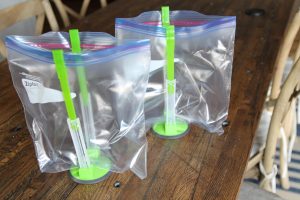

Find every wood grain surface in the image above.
[0,0,295,199]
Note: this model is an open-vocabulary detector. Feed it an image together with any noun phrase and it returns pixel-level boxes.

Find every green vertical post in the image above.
[165,25,175,94]
[69,29,89,105]
[161,6,170,26]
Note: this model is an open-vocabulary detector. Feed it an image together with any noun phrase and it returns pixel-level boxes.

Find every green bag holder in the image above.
[152,7,190,139]
[52,30,111,184]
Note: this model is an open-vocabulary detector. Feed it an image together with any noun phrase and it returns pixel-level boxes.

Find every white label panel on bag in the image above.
[22,78,76,104]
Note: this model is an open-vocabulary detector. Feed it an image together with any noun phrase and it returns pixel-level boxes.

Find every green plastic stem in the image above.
[162,6,175,94]
[163,7,176,133]
[52,50,77,120]
[161,6,170,25]
[69,29,89,106]
[165,25,175,94]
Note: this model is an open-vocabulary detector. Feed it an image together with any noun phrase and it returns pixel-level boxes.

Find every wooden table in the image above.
[0,0,295,199]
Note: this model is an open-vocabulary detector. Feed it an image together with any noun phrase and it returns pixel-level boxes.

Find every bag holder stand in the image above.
[52,30,111,184]
[152,7,190,139]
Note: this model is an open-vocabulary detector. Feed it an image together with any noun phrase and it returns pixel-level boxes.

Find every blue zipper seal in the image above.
[116,11,236,37]
[5,34,150,66]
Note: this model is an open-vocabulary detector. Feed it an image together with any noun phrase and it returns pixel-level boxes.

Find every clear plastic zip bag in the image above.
[5,32,151,181]
[116,11,236,134]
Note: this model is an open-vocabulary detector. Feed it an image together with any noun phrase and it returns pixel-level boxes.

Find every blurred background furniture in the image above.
[51,0,70,27]
[51,0,108,27]
[0,0,59,58]
[270,8,300,100]
[245,7,300,193]
[261,57,300,191]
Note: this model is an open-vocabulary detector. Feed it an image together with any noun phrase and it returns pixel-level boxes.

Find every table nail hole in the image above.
[114,181,121,188]
[245,8,266,17]
[222,120,230,127]
[10,126,22,133]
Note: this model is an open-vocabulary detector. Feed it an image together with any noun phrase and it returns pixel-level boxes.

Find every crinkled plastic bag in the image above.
[116,11,236,134]
[5,32,151,179]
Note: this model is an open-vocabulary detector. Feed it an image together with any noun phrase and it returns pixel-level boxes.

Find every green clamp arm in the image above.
[52,50,77,120]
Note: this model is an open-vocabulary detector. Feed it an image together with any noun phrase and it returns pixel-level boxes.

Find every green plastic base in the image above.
[152,119,190,139]
[69,165,111,184]
[69,149,111,184]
